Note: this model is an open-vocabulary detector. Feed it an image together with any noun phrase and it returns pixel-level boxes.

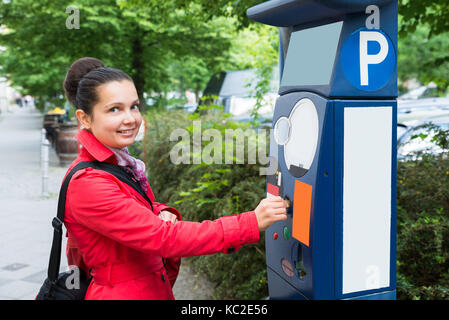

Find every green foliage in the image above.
[399,0,449,38]
[240,24,278,127]
[397,126,449,299]
[0,0,130,106]
[398,23,449,91]
[427,124,449,151]
[398,1,449,91]
[125,0,266,30]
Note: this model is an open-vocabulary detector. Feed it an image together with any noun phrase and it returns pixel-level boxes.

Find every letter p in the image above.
[359,31,388,86]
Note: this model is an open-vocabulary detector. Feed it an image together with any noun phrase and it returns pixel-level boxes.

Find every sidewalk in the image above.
[0,106,215,300]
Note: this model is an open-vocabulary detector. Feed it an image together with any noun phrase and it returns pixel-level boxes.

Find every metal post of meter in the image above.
[41,128,50,197]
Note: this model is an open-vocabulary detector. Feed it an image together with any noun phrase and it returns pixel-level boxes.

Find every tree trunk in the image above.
[179,76,184,100]
[195,83,201,103]
[131,35,146,112]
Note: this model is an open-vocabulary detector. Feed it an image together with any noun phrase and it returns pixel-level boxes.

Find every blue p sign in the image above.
[341,28,396,91]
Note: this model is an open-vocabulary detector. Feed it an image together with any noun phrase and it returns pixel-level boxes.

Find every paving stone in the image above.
[0,265,44,281]
[21,269,47,284]
[2,263,29,271]
[0,278,13,287]
[0,280,40,300]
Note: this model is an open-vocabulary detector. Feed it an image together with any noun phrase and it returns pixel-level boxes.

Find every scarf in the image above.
[107,146,150,194]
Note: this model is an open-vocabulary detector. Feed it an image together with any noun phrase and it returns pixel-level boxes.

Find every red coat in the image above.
[64,129,260,300]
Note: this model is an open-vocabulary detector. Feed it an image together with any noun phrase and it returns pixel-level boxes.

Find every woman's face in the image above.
[77,80,143,149]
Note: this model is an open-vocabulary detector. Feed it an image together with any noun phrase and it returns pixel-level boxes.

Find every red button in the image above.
[273,232,278,240]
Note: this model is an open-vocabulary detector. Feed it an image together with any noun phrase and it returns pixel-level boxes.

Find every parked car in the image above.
[398,83,445,100]
[397,98,449,126]
[398,97,449,125]
[397,123,408,141]
[226,93,277,124]
[166,103,198,113]
[397,115,449,160]
[202,68,279,126]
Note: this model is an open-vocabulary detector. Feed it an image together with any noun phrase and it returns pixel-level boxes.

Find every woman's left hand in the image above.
[158,210,178,224]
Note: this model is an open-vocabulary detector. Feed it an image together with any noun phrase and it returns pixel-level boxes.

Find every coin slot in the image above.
[284,195,292,214]
[295,244,307,280]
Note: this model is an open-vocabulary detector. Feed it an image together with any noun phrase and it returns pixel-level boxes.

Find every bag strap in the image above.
[47,160,153,283]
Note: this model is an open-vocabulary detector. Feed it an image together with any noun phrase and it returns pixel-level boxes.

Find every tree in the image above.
[398,0,449,91]
[398,23,449,92]
[124,0,265,29]
[0,0,237,111]
[0,0,127,109]
[399,0,449,37]
[122,0,276,105]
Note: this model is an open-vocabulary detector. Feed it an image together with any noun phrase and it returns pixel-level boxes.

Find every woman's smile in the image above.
[117,128,136,136]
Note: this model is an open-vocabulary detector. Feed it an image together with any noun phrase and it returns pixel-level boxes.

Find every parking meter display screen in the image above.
[281,21,343,87]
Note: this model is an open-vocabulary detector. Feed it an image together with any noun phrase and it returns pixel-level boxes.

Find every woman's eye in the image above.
[109,107,119,113]
[131,104,140,110]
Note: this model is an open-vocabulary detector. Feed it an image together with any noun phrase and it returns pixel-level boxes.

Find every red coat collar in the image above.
[75,128,156,202]
[75,129,117,164]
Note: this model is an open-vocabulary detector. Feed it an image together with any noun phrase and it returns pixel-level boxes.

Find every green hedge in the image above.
[141,109,449,300]
[396,154,449,299]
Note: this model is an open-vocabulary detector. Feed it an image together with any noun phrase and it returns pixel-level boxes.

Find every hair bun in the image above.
[63,57,105,107]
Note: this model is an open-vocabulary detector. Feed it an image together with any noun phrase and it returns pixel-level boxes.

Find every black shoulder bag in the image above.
[36,160,153,300]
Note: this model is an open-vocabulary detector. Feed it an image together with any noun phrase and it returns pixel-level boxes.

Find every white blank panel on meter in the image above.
[342,106,392,294]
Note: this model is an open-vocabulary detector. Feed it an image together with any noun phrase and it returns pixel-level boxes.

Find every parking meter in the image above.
[248,0,397,300]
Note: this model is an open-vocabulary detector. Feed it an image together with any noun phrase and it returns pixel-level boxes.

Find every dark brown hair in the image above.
[63,57,133,115]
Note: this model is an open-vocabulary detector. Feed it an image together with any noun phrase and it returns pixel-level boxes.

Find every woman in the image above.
[62,57,288,300]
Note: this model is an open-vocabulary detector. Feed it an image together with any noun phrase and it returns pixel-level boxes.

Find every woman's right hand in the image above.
[158,210,178,224]
[254,196,289,232]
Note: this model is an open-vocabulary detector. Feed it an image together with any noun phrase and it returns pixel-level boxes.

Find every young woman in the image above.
[62,57,288,300]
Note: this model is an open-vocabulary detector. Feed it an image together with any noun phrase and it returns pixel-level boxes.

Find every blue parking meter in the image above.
[248,0,397,300]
